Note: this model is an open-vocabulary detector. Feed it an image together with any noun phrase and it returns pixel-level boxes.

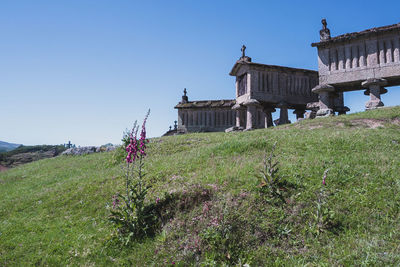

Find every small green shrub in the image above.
[257,142,288,202]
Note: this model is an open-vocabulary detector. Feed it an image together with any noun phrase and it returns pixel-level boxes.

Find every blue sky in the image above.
[1,0,400,146]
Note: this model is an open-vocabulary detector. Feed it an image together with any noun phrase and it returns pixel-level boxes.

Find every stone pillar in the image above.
[236,110,241,127]
[312,84,335,117]
[278,102,290,125]
[259,110,266,128]
[232,103,245,128]
[293,109,306,120]
[246,106,257,129]
[362,78,388,110]
[243,99,260,130]
[263,107,275,128]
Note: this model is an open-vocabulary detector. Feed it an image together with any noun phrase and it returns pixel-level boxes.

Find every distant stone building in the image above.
[174,89,236,133]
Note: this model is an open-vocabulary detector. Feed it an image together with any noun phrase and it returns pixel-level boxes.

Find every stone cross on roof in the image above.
[239,45,251,62]
[241,45,246,58]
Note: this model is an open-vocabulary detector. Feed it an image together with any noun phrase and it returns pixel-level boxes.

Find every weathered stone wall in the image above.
[178,107,236,133]
[317,34,400,88]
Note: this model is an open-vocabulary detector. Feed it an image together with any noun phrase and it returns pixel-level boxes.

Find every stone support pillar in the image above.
[236,110,241,127]
[362,78,388,110]
[243,99,260,130]
[293,109,306,120]
[246,105,257,129]
[263,107,275,128]
[312,84,335,117]
[278,102,290,125]
[259,110,266,128]
[232,103,246,128]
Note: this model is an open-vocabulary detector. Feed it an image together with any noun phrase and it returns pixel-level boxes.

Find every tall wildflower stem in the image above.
[126,162,130,206]
[108,109,152,244]
[138,155,143,194]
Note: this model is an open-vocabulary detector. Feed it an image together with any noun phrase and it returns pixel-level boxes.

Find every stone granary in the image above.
[311,19,400,116]
[173,20,400,133]
[228,46,338,130]
[174,89,236,133]
[174,45,347,133]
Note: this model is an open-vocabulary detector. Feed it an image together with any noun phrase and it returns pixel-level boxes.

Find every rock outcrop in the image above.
[62,145,117,156]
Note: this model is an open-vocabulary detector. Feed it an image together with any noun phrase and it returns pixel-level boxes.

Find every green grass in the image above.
[1,106,400,266]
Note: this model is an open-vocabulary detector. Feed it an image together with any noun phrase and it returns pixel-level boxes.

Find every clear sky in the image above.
[1,0,400,146]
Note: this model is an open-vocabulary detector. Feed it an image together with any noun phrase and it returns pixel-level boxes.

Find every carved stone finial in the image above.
[239,45,251,62]
[181,88,188,103]
[174,120,177,130]
[169,126,172,131]
[320,18,331,41]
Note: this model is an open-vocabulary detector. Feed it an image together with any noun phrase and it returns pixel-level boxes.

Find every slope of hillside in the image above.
[0,141,20,153]
[0,145,67,168]
[0,107,399,266]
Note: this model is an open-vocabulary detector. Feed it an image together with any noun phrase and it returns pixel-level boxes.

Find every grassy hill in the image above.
[1,107,399,266]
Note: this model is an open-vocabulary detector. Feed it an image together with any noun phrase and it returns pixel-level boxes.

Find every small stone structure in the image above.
[174,89,236,133]
[312,19,400,114]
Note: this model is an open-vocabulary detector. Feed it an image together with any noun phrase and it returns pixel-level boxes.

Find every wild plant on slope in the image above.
[257,142,286,202]
[108,110,157,245]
